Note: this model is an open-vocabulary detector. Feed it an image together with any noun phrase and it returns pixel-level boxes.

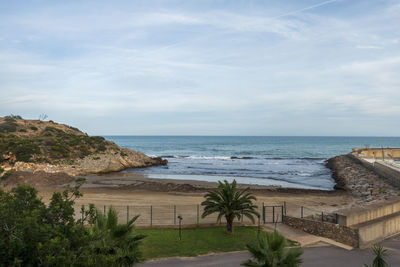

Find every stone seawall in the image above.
[325,155,398,206]
[283,215,359,247]
[348,154,400,189]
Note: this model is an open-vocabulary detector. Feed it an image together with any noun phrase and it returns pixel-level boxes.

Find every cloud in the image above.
[0,0,399,135]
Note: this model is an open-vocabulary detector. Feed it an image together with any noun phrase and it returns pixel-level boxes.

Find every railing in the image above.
[74,202,338,227]
[284,203,338,224]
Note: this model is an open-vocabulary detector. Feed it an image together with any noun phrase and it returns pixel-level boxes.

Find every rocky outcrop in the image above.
[0,116,168,178]
[13,148,167,176]
[326,155,398,206]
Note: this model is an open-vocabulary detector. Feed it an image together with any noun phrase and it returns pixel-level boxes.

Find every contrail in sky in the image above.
[273,0,341,19]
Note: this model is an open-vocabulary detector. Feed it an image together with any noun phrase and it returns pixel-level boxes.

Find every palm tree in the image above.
[89,206,145,266]
[201,179,259,234]
[364,245,389,267]
[242,231,303,267]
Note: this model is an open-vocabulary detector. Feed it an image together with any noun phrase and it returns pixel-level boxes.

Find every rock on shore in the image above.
[12,148,167,176]
[326,154,398,206]
[0,116,167,181]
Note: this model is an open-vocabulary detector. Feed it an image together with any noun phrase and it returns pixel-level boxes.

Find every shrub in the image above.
[14,140,41,162]
[30,126,38,131]
[0,122,17,133]
[6,114,22,120]
[18,129,27,132]
[0,183,145,266]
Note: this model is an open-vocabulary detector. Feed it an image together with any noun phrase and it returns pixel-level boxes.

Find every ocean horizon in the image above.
[104,136,400,191]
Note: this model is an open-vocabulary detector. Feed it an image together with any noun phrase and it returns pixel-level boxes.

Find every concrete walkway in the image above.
[262,223,353,250]
[139,235,400,267]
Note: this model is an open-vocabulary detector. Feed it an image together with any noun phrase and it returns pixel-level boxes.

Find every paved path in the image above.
[139,235,400,267]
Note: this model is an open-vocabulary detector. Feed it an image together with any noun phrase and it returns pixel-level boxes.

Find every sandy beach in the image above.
[32,172,355,213]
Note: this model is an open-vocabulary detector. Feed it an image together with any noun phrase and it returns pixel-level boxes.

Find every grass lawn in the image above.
[137,226,259,259]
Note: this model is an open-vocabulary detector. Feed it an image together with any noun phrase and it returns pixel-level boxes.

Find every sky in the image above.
[0,0,399,136]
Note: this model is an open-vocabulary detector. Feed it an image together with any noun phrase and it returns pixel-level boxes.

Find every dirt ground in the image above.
[27,172,355,213]
[1,171,355,226]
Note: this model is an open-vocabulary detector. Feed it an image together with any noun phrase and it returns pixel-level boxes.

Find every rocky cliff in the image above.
[0,116,166,178]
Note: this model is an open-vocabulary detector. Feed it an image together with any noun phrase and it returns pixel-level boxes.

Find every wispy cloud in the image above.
[0,0,399,135]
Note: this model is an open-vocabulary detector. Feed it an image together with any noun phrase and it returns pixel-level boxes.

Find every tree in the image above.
[88,207,145,266]
[242,231,303,267]
[0,179,144,266]
[365,245,389,267]
[201,179,259,234]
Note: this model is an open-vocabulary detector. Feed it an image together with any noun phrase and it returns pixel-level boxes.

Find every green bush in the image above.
[6,114,22,120]
[30,126,38,131]
[0,182,145,266]
[0,122,17,133]
[14,141,41,162]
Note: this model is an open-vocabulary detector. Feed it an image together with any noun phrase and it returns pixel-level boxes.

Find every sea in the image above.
[104,136,400,191]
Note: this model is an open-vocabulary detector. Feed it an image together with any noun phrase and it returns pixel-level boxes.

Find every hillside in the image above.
[0,115,166,178]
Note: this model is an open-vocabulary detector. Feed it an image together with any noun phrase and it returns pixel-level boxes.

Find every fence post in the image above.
[174,205,176,225]
[104,205,106,216]
[321,212,324,222]
[262,202,265,224]
[81,205,84,221]
[335,213,338,224]
[281,206,284,222]
[284,201,286,215]
[272,206,275,223]
[301,206,303,218]
[150,205,152,227]
[197,204,199,224]
[127,206,129,223]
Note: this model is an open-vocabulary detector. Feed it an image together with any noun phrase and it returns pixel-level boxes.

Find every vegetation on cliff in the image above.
[0,115,166,178]
[0,116,112,164]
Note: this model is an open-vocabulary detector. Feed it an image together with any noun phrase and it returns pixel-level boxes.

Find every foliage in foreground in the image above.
[364,245,389,267]
[201,179,259,234]
[0,180,144,266]
[242,230,303,267]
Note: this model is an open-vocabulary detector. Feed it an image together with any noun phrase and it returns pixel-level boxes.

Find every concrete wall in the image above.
[352,148,400,159]
[357,212,400,249]
[283,216,359,247]
[337,198,400,227]
[335,198,400,248]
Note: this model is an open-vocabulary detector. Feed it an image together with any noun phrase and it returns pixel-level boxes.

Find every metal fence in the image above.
[75,203,264,227]
[74,202,337,227]
[284,203,338,224]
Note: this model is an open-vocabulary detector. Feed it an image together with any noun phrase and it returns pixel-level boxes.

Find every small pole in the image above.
[281,206,284,222]
[321,212,324,222]
[174,205,176,225]
[262,202,265,224]
[336,213,338,224]
[301,206,303,218]
[178,215,183,240]
[197,204,199,224]
[127,206,129,223]
[257,215,260,237]
[150,205,152,227]
[284,201,286,215]
[272,206,275,223]
[104,205,106,216]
